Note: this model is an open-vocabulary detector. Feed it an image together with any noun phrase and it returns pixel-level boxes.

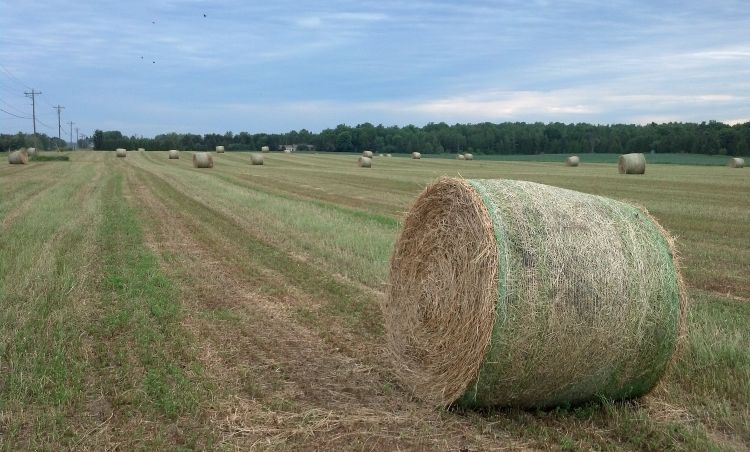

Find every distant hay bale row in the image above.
[115,148,127,157]
[358,156,372,168]
[619,153,646,174]
[411,152,421,159]
[261,146,270,152]
[728,157,745,168]
[385,177,684,408]
[193,152,213,168]
[362,150,374,158]
[216,145,225,153]
[566,155,580,166]
[250,153,264,165]
[168,149,180,159]
[8,150,28,164]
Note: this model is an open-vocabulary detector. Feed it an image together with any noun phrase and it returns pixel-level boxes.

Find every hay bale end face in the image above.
[261,146,270,153]
[363,150,374,158]
[250,152,264,165]
[215,145,225,153]
[358,156,372,168]
[385,178,684,408]
[8,150,29,164]
[168,149,180,159]
[193,152,214,168]
[411,152,422,159]
[619,153,646,174]
[457,154,466,160]
[115,148,127,158]
[464,153,474,160]
[728,157,745,168]
[566,155,580,166]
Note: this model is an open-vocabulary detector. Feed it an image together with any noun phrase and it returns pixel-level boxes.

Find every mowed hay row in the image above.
[412,152,422,159]
[193,152,214,168]
[464,153,474,160]
[115,148,127,158]
[168,149,180,159]
[362,150,374,158]
[728,157,745,168]
[566,155,580,166]
[619,153,646,174]
[385,178,684,408]
[8,150,29,164]
[358,156,372,168]
[216,145,225,153]
[250,152,264,165]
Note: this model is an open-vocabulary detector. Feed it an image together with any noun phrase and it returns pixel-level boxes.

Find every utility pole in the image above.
[24,89,42,136]
[68,121,74,148]
[53,105,65,140]
[75,127,79,150]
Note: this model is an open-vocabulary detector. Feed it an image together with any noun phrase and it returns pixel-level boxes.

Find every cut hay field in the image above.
[1,150,748,450]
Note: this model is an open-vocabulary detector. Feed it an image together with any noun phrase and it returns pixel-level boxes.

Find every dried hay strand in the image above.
[250,152,264,165]
[168,149,180,159]
[464,153,474,160]
[411,152,422,159]
[566,155,580,166]
[261,146,270,152]
[619,153,646,174]
[728,157,745,168]
[362,150,374,158]
[385,177,684,408]
[193,152,214,168]
[216,145,225,153]
[8,150,28,164]
[457,154,466,160]
[115,148,127,157]
[358,156,372,168]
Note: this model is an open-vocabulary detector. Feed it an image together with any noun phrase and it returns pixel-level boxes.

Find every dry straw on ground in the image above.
[358,156,372,168]
[385,177,684,408]
[412,152,421,159]
[464,153,474,160]
[8,150,28,164]
[250,153,264,165]
[115,148,127,158]
[728,157,745,168]
[566,156,580,166]
[216,145,225,153]
[619,153,646,174]
[193,152,214,168]
[168,149,180,159]
[457,154,466,160]
[261,146,270,152]
[363,150,374,158]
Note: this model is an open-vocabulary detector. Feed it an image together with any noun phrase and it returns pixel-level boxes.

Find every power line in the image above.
[0,64,32,90]
[53,104,65,139]
[0,98,28,115]
[0,108,31,119]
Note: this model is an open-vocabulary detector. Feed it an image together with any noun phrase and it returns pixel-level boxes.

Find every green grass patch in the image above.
[30,154,70,162]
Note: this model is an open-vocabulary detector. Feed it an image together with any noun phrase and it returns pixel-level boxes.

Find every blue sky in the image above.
[1,0,749,137]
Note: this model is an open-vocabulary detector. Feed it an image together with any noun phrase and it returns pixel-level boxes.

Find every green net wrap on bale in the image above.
[385,178,684,408]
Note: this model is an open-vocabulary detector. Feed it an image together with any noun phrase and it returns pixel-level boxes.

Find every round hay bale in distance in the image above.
[457,154,466,160]
[168,149,180,159]
[385,177,684,408]
[193,152,214,168]
[115,148,127,158]
[619,153,646,174]
[362,150,374,158]
[283,149,291,153]
[215,145,225,153]
[566,155,580,166]
[250,153,264,165]
[411,152,421,159]
[8,150,28,164]
[261,146,270,153]
[728,157,745,168]
[358,156,372,168]
[386,153,392,157]
[27,147,37,156]
[464,153,474,160]
[138,147,145,152]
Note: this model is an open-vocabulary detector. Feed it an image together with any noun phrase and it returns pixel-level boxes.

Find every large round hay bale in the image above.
[566,155,580,166]
[27,147,37,156]
[464,153,474,160]
[411,152,421,159]
[168,149,180,159]
[457,154,466,160]
[8,150,28,164]
[358,156,372,168]
[728,157,745,168]
[115,148,127,158]
[215,145,225,153]
[193,152,213,168]
[618,153,646,174]
[385,178,684,408]
[363,150,374,158]
[250,153,264,165]
[261,146,270,153]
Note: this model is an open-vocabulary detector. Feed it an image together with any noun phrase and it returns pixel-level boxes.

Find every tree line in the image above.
[3,120,749,155]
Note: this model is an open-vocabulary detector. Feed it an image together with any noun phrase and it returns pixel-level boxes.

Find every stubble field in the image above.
[0,150,748,450]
